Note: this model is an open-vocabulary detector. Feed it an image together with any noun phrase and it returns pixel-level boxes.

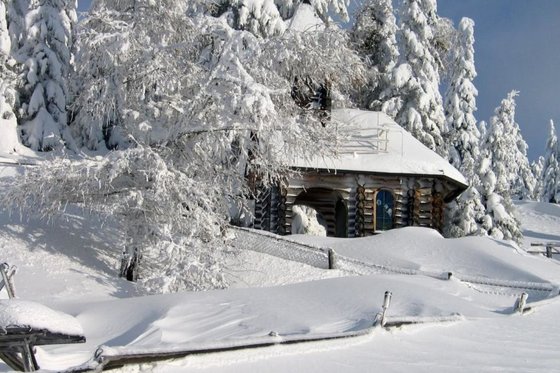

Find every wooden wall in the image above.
[254,171,459,237]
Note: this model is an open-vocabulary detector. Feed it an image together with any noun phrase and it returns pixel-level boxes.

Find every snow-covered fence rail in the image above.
[453,274,557,293]
[229,227,329,269]
[528,242,560,258]
[229,227,558,296]
[85,327,375,372]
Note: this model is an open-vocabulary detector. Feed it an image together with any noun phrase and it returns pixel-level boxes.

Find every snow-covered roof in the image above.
[0,299,84,336]
[290,109,467,186]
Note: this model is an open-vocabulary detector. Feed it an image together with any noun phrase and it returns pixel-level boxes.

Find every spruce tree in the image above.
[0,0,20,153]
[383,0,447,157]
[478,91,523,243]
[531,155,544,201]
[444,17,479,177]
[17,0,76,151]
[350,0,398,110]
[443,17,485,237]
[542,120,560,203]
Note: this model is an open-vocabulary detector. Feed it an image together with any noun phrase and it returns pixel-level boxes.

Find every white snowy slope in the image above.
[290,226,560,286]
[0,174,559,372]
[515,200,560,248]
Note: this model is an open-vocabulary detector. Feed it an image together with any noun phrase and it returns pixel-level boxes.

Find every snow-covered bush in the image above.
[1,147,231,292]
[292,205,327,236]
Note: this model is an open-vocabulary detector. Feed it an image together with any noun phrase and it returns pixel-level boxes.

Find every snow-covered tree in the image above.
[531,155,544,201]
[0,0,20,153]
[478,91,524,243]
[445,185,486,238]
[350,0,398,110]
[542,120,560,203]
[382,0,448,157]
[5,0,365,293]
[6,0,27,52]
[17,0,76,151]
[444,18,479,176]
[205,0,349,38]
[442,17,487,238]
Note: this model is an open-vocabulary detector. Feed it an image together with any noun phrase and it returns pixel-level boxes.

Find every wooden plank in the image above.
[0,351,24,372]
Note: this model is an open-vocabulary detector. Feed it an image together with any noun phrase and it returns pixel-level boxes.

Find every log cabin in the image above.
[253,109,468,237]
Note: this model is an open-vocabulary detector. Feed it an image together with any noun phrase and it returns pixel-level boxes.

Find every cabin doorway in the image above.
[294,188,347,237]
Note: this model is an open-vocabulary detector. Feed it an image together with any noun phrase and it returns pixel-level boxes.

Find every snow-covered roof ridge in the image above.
[290,108,467,186]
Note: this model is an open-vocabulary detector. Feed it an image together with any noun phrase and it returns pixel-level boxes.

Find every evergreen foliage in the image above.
[531,155,545,201]
[443,17,486,238]
[478,91,524,243]
[542,120,560,203]
[382,0,448,157]
[0,0,19,153]
[17,0,76,151]
[350,0,398,110]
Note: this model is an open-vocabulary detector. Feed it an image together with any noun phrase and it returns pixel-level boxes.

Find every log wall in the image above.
[254,171,459,237]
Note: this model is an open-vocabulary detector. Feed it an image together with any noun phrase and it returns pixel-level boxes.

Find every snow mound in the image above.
[291,226,560,285]
[0,299,83,336]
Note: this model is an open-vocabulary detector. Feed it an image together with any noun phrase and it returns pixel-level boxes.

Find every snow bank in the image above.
[0,299,83,336]
[290,226,560,286]
[516,200,560,248]
[37,273,515,370]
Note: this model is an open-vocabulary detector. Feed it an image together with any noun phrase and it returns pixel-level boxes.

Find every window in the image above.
[375,190,394,231]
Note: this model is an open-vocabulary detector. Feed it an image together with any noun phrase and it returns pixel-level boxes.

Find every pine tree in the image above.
[511,124,536,200]
[443,17,486,237]
[17,0,76,151]
[0,0,20,153]
[478,91,523,243]
[382,0,447,157]
[531,155,544,201]
[444,17,479,177]
[350,0,398,110]
[542,120,560,203]
[6,0,27,53]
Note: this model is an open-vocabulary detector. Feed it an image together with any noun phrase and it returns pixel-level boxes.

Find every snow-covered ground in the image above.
[1,196,559,372]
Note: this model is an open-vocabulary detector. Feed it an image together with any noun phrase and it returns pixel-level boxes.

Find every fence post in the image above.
[379,291,392,327]
[0,263,16,299]
[328,249,337,269]
[514,292,528,313]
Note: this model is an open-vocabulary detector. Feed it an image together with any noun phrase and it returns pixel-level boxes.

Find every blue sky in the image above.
[77,0,560,161]
[437,0,560,161]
